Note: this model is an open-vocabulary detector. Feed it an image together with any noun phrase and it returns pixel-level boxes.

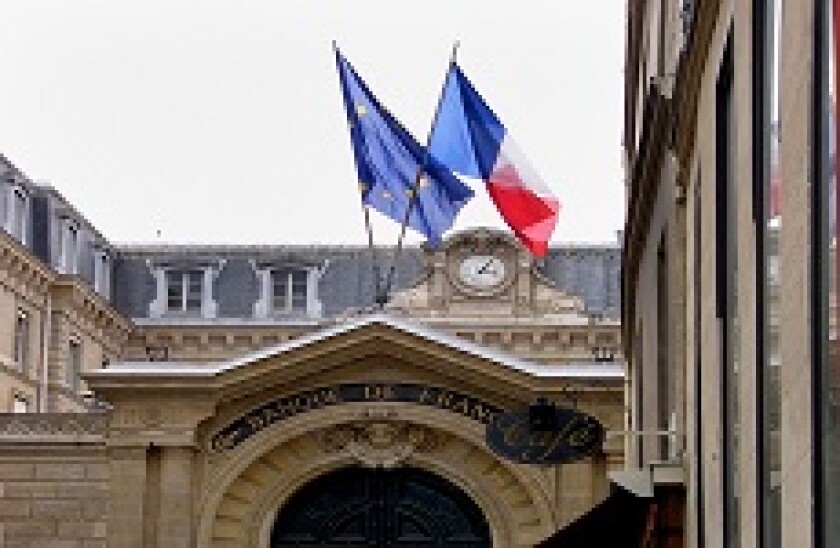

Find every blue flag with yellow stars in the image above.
[335,48,474,246]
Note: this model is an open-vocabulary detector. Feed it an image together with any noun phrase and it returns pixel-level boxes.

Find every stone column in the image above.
[158,446,196,547]
[107,446,148,548]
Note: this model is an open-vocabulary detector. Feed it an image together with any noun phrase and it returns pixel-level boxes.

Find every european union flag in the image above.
[335,49,474,246]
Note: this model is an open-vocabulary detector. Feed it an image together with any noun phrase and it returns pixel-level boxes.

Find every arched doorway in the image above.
[270,467,491,547]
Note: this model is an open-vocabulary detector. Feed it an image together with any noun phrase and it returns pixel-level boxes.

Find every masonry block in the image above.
[84,464,108,481]
[54,482,106,499]
[57,521,101,539]
[82,499,106,520]
[32,499,82,520]
[0,499,31,517]
[5,520,57,538]
[4,481,58,499]
[35,464,86,481]
[0,463,35,480]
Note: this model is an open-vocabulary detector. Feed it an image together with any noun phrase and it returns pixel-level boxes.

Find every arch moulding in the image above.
[196,402,557,548]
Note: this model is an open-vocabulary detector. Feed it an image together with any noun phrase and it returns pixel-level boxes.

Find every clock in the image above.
[458,255,506,288]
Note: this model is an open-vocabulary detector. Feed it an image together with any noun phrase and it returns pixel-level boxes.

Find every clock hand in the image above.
[477,258,495,274]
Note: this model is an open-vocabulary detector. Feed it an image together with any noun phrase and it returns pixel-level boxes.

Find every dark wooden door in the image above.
[270,467,491,547]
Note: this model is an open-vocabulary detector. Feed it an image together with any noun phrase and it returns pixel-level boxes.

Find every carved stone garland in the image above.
[320,411,439,469]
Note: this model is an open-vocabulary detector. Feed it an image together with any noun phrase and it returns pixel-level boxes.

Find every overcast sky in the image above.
[0,1,625,246]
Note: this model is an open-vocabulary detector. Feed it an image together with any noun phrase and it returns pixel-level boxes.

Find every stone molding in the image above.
[197,403,558,547]
[0,412,107,443]
[0,229,53,307]
[51,276,134,352]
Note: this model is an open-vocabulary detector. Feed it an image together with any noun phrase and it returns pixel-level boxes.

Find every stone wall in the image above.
[0,414,108,547]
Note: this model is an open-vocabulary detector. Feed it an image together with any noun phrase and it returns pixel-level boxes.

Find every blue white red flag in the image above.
[335,49,474,246]
[428,64,561,256]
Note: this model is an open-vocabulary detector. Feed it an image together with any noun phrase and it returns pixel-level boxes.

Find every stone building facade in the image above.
[622,0,838,546]
[0,152,625,546]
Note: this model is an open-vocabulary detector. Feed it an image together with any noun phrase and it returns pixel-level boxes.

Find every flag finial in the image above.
[451,41,460,64]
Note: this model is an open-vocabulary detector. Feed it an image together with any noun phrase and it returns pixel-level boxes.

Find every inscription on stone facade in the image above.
[211,383,503,452]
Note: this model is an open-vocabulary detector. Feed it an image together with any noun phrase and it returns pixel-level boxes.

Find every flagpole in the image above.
[334,40,385,310]
[381,41,461,302]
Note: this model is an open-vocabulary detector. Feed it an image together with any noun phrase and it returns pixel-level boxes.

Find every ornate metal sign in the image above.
[485,406,605,465]
[211,383,503,452]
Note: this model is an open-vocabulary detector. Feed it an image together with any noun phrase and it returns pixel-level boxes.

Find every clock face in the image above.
[458,255,506,288]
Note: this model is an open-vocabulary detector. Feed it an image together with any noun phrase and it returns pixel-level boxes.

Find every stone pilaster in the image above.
[158,446,196,547]
[107,446,147,548]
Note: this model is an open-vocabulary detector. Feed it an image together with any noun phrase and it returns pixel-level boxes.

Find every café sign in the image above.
[485,407,605,465]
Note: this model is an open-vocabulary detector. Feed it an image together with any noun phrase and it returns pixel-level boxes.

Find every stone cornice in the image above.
[51,276,134,349]
[0,230,54,306]
[87,320,624,409]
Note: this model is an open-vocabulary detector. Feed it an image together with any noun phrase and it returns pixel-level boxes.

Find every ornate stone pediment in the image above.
[385,227,586,319]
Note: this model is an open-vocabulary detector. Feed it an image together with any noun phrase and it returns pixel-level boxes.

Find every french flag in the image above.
[427,63,560,256]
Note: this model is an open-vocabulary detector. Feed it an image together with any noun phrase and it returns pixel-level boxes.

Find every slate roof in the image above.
[113,243,620,320]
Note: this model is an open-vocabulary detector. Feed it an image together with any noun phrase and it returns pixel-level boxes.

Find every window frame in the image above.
[60,218,80,275]
[67,337,82,392]
[270,267,309,315]
[165,269,204,315]
[13,308,29,373]
[94,248,112,299]
[814,0,834,543]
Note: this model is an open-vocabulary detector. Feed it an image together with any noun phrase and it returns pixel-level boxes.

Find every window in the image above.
[253,262,324,319]
[166,269,203,313]
[656,234,672,460]
[94,250,111,299]
[819,0,839,543]
[68,338,82,392]
[272,268,308,313]
[149,261,222,318]
[60,220,80,274]
[715,36,738,544]
[13,309,28,372]
[635,324,644,466]
[4,185,28,243]
[12,393,29,414]
[693,167,705,548]
[758,0,783,545]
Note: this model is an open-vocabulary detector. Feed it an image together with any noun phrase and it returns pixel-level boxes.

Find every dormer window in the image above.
[147,259,223,319]
[272,268,308,313]
[167,269,203,313]
[60,219,80,275]
[4,185,29,244]
[253,261,326,319]
[93,249,112,299]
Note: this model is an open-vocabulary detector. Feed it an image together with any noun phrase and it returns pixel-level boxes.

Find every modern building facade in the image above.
[623,0,837,546]
[0,152,626,546]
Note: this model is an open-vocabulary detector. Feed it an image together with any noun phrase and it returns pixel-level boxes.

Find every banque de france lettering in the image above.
[211,383,503,452]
